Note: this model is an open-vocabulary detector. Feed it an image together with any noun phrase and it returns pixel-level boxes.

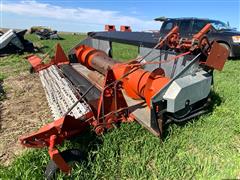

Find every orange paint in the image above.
[75,45,171,107]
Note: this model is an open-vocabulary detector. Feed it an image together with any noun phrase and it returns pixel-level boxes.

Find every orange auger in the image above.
[75,45,171,107]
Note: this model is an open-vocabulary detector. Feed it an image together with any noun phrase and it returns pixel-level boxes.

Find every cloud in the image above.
[130,11,138,15]
[2,0,160,31]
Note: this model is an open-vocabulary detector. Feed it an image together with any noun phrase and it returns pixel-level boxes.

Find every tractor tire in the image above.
[45,149,85,180]
[219,43,231,57]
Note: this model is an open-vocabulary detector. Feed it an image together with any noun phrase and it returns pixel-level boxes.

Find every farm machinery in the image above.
[0,29,34,56]
[30,26,62,40]
[35,29,62,40]
[19,23,229,178]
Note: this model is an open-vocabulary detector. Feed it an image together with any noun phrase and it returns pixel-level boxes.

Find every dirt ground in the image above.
[0,72,51,166]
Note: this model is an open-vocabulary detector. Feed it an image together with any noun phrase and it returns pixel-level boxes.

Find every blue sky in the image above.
[1,0,240,32]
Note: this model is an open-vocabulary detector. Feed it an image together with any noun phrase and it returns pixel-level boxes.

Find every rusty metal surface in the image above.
[90,53,118,74]
[87,71,105,88]
[105,25,116,31]
[205,41,229,71]
[120,25,132,32]
[75,45,118,74]
[71,63,104,91]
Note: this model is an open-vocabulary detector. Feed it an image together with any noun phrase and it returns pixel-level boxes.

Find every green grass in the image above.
[0,34,240,179]
[0,34,87,80]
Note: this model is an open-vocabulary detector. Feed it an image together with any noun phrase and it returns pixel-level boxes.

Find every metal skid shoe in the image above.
[20,115,90,178]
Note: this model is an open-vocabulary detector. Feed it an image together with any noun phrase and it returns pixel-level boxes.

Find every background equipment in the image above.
[0,29,34,56]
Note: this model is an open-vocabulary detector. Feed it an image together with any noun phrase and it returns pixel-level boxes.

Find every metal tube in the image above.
[75,45,119,74]
[75,45,170,107]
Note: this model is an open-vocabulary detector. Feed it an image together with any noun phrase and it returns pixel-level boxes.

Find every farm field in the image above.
[0,34,240,179]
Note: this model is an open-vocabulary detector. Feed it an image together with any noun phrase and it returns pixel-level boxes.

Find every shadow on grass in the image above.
[54,127,103,169]
[228,57,240,61]
[161,91,222,140]
[68,128,103,155]
[35,45,49,53]
[56,36,65,41]
[208,91,222,111]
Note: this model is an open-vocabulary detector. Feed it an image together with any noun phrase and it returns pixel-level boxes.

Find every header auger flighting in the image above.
[20,24,229,178]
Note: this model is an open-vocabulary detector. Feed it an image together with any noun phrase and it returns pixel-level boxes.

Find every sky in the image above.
[1,0,240,32]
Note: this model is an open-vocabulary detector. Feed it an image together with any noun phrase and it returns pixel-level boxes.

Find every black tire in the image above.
[219,43,231,57]
[45,149,85,180]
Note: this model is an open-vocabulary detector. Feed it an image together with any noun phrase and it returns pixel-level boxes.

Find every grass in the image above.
[0,34,240,179]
